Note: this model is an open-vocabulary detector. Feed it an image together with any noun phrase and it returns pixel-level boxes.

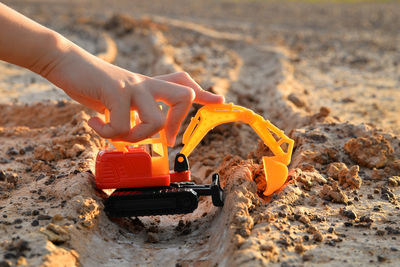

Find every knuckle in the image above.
[153,114,166,130]
[180,86,195,102]
[177,71,190,79]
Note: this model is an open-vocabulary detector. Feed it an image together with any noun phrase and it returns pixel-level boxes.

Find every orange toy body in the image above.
[95,110,190,190]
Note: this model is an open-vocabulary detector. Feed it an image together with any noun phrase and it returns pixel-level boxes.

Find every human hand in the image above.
[45,39,224,146]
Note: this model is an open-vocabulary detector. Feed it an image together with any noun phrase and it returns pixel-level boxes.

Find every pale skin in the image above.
[0,3,224,146]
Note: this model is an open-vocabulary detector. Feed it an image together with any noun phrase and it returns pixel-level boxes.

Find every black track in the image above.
[104,173,224,217]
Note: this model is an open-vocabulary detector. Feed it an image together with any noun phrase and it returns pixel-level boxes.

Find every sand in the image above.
[0,1,399,266]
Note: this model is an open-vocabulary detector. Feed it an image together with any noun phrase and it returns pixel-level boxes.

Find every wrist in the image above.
[29,30,73,78]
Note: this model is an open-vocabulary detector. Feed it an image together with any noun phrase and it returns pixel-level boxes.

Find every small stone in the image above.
[16,257,27,266]
[37,215,51,220]
[388,176,400,187]
[377,255,387,262]
[385,226,400,235]
[0,171,6,181]
[288,93,306,108]
[328,227,335,234]
[40,223,70,244]
[295,243,306,254]
[344,222,353,227]
[147,232,159,243]
[31,220,39,227]
[24,145,34,152]
[0,260,11,267]
[298,215,311,224]
[374,188,380,194]
[13,218,22,224]
[0,158,10,164]
[367,194,374,199]
[313,232,323,242]
[6,147,18,156]
[376,230,385,236]
[32,210,39,216]
[302,254,313,262]
[342,208,357,220]
[36,174,45,181]
[52,214,64,222]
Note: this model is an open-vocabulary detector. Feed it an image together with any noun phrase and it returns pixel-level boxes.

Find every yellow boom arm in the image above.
[180,103,294,196]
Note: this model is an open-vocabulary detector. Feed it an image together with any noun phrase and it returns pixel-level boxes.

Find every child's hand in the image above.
[44,38,224,146]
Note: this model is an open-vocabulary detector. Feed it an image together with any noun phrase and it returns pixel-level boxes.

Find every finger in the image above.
[87,98,130,138]
[146,78,195,146]
[155,72,225,105]
[121,89,166,142]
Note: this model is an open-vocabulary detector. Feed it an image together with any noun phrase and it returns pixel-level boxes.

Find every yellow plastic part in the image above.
[180,103,294,196]
[104,109,169,177]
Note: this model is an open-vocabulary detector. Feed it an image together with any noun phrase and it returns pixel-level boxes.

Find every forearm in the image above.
[0,3,69,75]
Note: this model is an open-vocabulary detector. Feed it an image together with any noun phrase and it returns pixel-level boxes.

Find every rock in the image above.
[341,208,357,220]
[381,187,395,201]
[66,143,85,158]
[377,255,387,262]
[298,215,311,225]
[288,93,306,108]
[147,232,159,243]
[327,162,362,189]
[37,215,52,220]
[320,181,348,204]
[6,173,19,186]
[0,170,6,181]
[40,223,70,244]
[344,135,393,169]
[295,243,306,254]
[6,147,18,156]
[388,176,400,187]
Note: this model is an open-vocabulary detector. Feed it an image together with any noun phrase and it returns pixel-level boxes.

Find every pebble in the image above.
[147,232,159,243]
[342,208,357,220]
[37,215,51,220]
[385,226,400,235]
[302,254,313,262]
[295,243,306,254]
[377,255,387,262]
[13,219,22,224]
[0,170,6,181]
[31,220,39,227]
[376,230,385,236]
[36,174,45,181]
[0,261,11,267]
[6,147,18,156]
[288,93,306,108]
[0,158,10,164]
[24,145,34,152]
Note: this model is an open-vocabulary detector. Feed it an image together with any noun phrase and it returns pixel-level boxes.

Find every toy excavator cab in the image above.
[105,110,169,178]
[177,103,294,196]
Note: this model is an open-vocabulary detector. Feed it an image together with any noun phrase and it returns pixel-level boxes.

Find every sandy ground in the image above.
[0,1,399,266]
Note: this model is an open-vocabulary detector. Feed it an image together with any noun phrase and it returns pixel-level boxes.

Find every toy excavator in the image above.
[95,103,294,217]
